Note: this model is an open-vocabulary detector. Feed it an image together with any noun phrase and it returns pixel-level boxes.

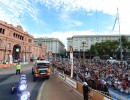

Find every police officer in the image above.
[16,62,21,75]
[83,82,90,100]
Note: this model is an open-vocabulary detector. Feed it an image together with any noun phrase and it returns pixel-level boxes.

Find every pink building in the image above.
[0,20,46,64]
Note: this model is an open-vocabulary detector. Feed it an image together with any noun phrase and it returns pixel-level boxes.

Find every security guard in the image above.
[83,82,90,100]
[16,63,21,75]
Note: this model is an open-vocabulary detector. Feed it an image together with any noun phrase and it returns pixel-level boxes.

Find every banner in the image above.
[66,77,77,89]
[108,88,130,100]
[59,72,65,80]
[70,46,73,78]
[0,64,11,68]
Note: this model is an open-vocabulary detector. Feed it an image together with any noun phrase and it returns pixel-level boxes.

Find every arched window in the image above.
[0,39,2,47]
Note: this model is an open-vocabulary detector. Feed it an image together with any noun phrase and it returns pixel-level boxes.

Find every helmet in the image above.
[20,80,27,84]
[20,77,26,81]
[83,82,88,86]
[21,74,26,77]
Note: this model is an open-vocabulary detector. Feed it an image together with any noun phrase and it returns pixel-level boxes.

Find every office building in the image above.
[67,35,130,52]
[34,38,65,56]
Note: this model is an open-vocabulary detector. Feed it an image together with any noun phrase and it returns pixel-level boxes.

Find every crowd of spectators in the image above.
[54,58,130,96]
[91,59,130,94]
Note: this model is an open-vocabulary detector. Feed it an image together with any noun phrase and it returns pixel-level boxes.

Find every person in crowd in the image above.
[55,58,130,95]
[83,82,90,100]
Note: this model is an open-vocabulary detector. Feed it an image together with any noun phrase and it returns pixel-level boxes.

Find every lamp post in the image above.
[81,40,86,82]
[82,41,86,66]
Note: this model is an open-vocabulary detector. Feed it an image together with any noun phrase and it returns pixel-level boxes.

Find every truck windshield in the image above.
[37,63,49,68]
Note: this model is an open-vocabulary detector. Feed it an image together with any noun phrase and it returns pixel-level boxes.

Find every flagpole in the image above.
[117,8,122,61]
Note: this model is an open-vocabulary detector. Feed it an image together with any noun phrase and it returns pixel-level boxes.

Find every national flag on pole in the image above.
[112,8,119,32]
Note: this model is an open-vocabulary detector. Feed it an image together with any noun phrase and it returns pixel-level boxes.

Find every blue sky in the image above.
[0,0,130,48]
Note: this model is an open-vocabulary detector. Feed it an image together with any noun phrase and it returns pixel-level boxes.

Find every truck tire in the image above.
[46,76,50,80]
[33,76,36,82]
[32,68,34,74]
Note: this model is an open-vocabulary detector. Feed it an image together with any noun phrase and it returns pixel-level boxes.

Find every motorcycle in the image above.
[17,76,30,100]
[18,90,30,100]
[11,74,31,100]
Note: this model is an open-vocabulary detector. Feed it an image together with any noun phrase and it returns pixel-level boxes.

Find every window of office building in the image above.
[80,49,83,51]
[75,49,78,51]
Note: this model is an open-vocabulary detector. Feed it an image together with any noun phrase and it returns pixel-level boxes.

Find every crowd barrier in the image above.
[108,88,130,100]
[0,64,12,68]
[0,62,30,69]
[56,70,113,100]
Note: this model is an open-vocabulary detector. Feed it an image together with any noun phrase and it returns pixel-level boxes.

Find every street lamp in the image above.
[16,48,19,52]
[81,40,86,82]
[82,41,86,66]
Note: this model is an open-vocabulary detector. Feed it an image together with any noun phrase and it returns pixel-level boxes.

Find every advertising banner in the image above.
[59,72,65,80]
[70,46,73,78]
[66,77,77,89]
[0,64,11,68]
[108,88,130,100]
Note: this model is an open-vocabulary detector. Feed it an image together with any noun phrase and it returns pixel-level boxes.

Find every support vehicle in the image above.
[32,60,50,82]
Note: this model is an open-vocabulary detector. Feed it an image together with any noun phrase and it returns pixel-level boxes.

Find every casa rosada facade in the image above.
[0,20,46,64]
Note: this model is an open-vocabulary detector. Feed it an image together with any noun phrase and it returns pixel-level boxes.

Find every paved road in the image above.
[0,63,43,100]
[41,75,83,100]
[0,63,83,100]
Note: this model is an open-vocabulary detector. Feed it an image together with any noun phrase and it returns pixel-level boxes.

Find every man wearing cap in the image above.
[83,82,90,100]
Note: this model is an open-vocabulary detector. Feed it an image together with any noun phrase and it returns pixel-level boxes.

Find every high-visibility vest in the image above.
[16,64,21,70]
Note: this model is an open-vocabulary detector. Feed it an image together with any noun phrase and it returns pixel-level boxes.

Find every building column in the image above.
[9,54,13,64]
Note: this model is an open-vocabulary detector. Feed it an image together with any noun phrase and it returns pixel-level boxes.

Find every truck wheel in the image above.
[33,76,36,82]
[46,76,50,80]
[32,68,34,74]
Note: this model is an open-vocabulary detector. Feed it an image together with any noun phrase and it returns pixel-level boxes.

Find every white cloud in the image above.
[1,0,129,34]
[0,0,39,25]
[37,0,130,34]
[59,11,83,29]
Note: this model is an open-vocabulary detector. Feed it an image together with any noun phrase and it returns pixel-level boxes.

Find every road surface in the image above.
[0,63,83,100]
[41,75,83,100]
[0,63,43,100]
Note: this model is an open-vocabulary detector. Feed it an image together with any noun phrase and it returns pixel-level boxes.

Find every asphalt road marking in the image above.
[36,81,46,100]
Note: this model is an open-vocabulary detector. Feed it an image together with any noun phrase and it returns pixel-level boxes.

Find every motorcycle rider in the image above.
[11,74,27,94]
[11,84,16,94]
